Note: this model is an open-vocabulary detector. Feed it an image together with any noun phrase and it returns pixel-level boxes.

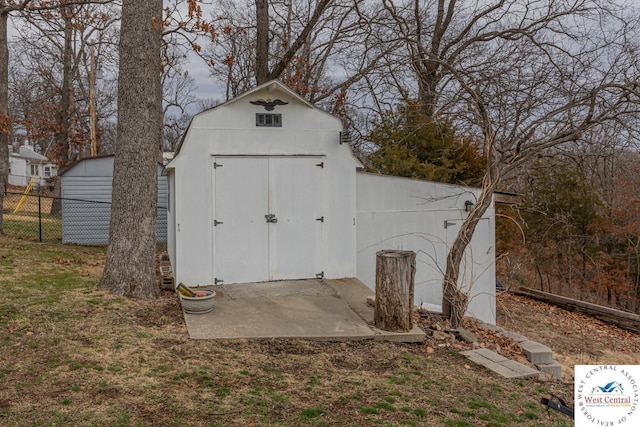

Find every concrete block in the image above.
[455,327,479,343]
[499,330,529,343]
[477,321,504,332]
[519,340,553,365]
[536,360,562,379]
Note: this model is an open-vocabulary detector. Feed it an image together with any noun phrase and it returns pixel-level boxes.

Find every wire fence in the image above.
[3,192,168,245]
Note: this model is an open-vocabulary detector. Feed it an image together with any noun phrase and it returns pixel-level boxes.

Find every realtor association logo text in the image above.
[584,395,631,406]
[575,365,639,426]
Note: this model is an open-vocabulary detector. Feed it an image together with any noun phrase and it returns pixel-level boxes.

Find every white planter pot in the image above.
[179,290,216,314]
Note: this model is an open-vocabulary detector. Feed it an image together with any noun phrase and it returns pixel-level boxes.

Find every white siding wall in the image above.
[8,156,28,186]
[168,87,358,286]
[167,173,176,277]
[356,172,496,324]
[167,82,496,322]
[8,157,57,188]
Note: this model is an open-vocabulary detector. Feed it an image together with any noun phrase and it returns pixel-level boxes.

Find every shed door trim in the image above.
[212,155,324,284]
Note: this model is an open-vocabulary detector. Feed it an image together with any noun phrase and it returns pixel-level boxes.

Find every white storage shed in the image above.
[165,80,496,323]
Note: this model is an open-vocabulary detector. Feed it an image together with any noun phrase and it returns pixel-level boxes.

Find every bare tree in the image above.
[98,0,162,299]
[0,4,9,235]
[0,0,114,236]
[419,2,640,326]
[10,1,119,161]
[254,0,332,85]
[345,1,640,326]
[162,43,196,152]
[205,0,392,109]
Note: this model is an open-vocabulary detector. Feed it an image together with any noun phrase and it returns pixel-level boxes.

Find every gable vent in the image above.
[256,113,282,127]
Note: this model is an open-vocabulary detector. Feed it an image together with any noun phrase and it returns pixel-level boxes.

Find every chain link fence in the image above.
[3,192,168,244]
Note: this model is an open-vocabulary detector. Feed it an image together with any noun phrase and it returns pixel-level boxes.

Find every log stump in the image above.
[374,250,416,332]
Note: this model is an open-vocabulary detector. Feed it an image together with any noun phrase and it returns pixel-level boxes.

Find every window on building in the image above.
[30,164,39,176]
[44,166,51,177]
[256,113,282,127]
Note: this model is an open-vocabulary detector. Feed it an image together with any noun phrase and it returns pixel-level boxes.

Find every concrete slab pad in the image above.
[183,279,426,342]
[325,279,425,343]
[460,349,541,379]
[499,360,541,378]
[221,280,336,300]
[184,294,374,340]
[472,348,510,363]
[461,348,506,365]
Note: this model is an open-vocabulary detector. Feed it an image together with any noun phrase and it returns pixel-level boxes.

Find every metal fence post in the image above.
[38,194,42,242]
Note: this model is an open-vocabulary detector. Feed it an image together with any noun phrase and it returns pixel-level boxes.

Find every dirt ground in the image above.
[495,292,640,381]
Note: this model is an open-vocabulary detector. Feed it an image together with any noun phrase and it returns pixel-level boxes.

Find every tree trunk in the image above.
[416,64,440,120]
[255,0,269,85]
[52,5,73,167]
[374,250,416,332]
[0,8,8,236]
[49,176,61,216]
[442,178,497,328]
[98,0,162,299]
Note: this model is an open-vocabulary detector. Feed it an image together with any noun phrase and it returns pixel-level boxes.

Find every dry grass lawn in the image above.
[0,236,599,426]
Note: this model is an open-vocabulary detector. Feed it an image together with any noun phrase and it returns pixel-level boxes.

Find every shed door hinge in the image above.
[315,271,324,279]
[214,220,223,226]
[213,162,223,169]
[315,161,324,168]
[215,278,224,285]
[315,216,324,223]
[444,220,456,229]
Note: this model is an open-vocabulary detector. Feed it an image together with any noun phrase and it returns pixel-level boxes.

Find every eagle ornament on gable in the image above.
[250,98,289,111]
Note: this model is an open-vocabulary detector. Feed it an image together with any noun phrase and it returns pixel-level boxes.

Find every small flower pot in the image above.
[179,289,216,314]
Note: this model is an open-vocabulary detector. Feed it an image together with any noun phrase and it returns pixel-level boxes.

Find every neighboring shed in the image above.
[60,155,168,245]
[165,80,496,323]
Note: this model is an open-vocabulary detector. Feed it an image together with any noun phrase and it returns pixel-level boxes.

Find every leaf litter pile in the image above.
[2,237,634,426]
[496,292,640,381]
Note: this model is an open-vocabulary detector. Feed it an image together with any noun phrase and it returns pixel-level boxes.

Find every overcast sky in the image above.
[7,12,225,115]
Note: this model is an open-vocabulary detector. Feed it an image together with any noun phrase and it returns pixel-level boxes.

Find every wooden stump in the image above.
[374,250,416,332]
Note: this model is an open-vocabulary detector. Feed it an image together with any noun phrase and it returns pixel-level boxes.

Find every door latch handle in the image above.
[265,214,278,223]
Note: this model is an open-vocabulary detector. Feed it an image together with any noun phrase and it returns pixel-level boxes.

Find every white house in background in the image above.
[8,144,58,188]
[165,80,496,324]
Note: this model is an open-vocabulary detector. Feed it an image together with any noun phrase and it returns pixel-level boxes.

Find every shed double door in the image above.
[213,156,324,284]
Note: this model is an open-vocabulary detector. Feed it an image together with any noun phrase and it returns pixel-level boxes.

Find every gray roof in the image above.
[12,145,49,162]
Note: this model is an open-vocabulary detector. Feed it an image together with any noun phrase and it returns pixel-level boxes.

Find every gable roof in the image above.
[169,80,339,161]
[59,154,165,177]
[10,145,49,162]
[222,80,316,110]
